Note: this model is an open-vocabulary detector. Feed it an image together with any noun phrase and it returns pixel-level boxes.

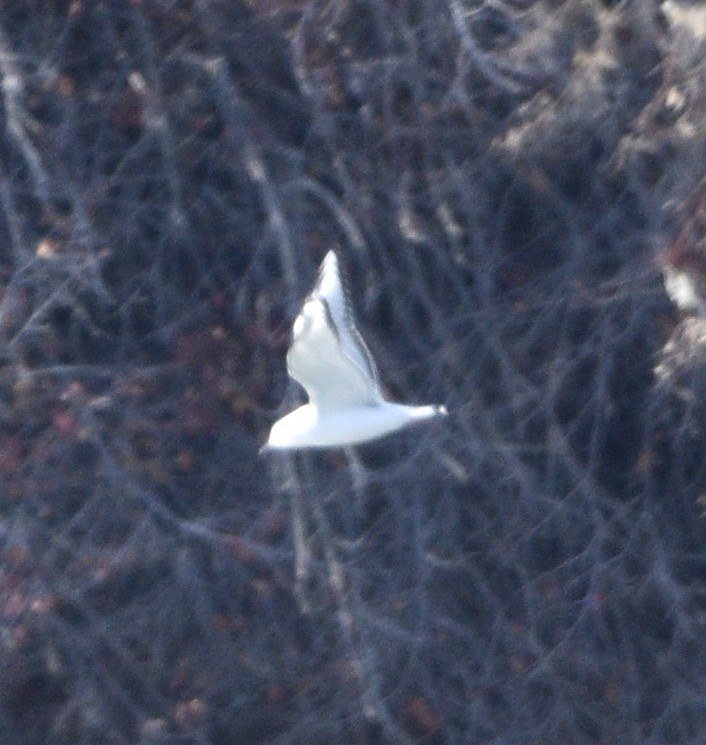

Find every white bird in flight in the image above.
[262,251,447,451]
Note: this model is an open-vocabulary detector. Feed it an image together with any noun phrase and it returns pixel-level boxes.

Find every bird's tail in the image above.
[410,403,448,421]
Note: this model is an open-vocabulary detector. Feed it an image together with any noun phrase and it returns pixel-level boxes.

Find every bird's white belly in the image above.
[267,402,421,449]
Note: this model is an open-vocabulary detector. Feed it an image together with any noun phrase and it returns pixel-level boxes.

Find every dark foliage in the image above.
[0,0,705,743]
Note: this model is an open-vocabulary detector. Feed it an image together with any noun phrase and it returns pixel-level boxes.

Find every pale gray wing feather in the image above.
[286,252,382,409]
[312,252,381,389]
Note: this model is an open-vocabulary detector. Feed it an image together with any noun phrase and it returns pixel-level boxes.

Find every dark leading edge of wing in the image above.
[312,251,381,392]
[285,252,383,409]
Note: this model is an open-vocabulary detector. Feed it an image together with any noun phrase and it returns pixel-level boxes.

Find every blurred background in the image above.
[0,1,705,743]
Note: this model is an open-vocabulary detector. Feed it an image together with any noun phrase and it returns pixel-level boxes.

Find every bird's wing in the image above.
[315,252,381,389]
[286,251,382,409]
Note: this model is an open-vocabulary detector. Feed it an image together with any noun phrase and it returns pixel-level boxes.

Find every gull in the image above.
[262,251,447,451]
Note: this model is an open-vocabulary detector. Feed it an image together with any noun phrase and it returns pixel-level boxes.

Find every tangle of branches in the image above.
[0,1,705,744]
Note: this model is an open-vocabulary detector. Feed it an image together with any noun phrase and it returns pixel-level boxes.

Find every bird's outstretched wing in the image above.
[286,251,382,409]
